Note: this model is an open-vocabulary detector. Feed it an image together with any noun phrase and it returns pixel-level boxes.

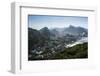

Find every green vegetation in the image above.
[53,42,88,59]
[29,42,88,60]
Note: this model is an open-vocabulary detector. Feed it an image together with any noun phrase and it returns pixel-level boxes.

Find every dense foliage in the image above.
[29,42,88,60]
[52,42,88,59]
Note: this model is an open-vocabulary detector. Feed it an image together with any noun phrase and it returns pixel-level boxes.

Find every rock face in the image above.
[39,27,51,40]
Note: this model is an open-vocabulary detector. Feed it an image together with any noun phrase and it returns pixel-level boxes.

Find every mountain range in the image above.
[28,25,88,60]
[28,25,88,52]
[50,25,87,37]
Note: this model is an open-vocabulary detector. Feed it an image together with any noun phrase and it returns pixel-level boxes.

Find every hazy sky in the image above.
[28,15,88,30]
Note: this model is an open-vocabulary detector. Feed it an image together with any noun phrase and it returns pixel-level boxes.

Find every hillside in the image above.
[28,25,88,60]
[29,42,88,60]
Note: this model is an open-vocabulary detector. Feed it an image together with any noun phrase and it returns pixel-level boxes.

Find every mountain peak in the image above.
[69,25,75,28]
[40,27,49,32]
[41,27,48,29]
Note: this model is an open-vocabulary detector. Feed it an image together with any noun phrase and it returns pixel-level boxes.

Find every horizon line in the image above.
[28,25,88,30]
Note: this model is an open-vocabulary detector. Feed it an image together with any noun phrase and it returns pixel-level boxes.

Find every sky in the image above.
[28,15,88,30]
